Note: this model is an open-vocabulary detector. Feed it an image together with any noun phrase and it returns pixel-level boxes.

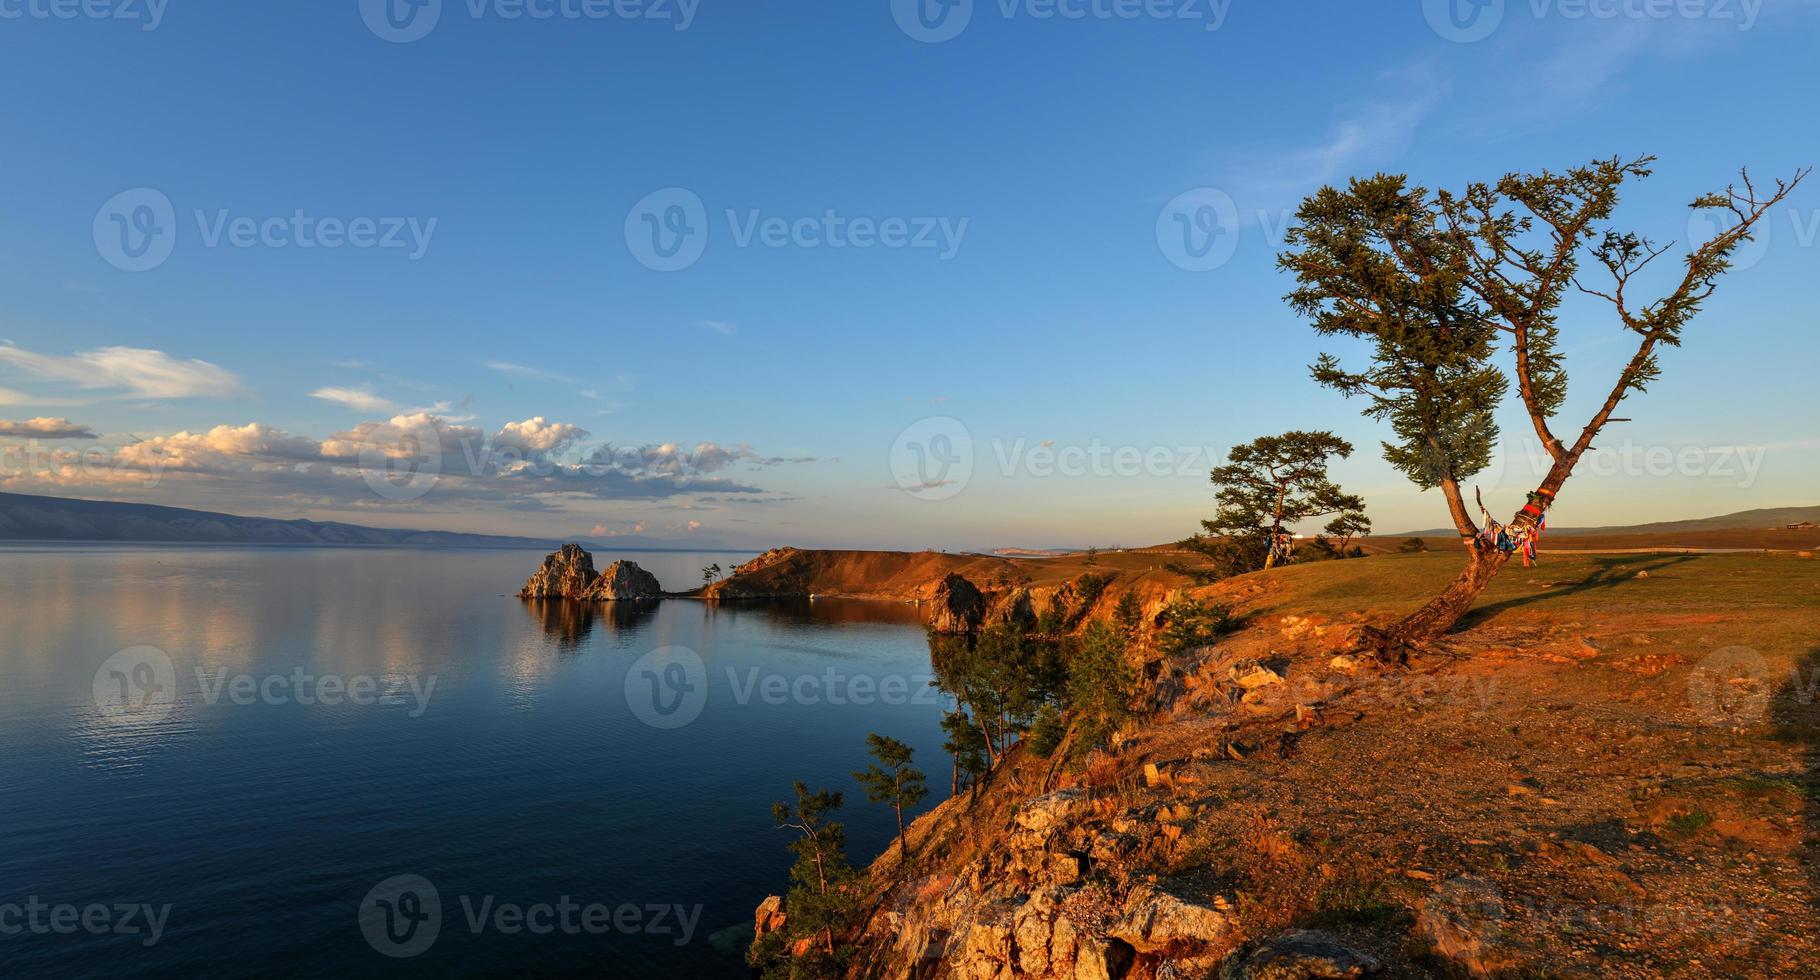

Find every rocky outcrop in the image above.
[519,545,663,600]
[1109,881,1234,954]
[519,544,599,598]
[582,560,664,600]
[927,573,987,634]
[755,895,786,939]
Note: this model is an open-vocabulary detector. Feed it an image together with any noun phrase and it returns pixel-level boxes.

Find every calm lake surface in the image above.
[0,546,946,977]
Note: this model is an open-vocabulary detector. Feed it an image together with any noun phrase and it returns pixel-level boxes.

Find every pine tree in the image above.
[1280,155,1806,646]
[851,734,929,858]
[1184,431,1368,576]
[761,783,857,966]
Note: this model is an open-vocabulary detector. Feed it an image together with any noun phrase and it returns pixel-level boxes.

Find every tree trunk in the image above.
[1383,546,1511,646]
[895,803,907,857]
[1385,459,1574,647]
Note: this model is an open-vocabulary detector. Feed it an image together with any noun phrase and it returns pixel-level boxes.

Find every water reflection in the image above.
[521,598,661,651]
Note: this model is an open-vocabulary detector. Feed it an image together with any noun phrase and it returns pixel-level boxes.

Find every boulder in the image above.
[519,544,599,598]
[1015,789,1091,834]
[1111,881,1234,953]
[928,573,987,634]
[581,560,664,600]
[1221,929,1383,979]
[1075,936,1136,980]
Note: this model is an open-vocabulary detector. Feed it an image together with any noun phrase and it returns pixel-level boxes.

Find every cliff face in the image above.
[517,544,664,600]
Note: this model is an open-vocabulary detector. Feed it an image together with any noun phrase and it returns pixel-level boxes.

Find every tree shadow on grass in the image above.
[1454,554,1699,631]
[1771,648,1820,910]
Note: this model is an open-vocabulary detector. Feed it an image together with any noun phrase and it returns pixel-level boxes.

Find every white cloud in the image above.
[0,417,98,439]
[115,422,322,472]
[0,345,244,400]
[1212,74,1446,212]
[483,360,575,383]
[310,387,397,412]
[493,416,587,455]
[701,320,738,335]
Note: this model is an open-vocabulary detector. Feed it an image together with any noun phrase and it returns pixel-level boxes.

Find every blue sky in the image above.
[1,0,1815,548]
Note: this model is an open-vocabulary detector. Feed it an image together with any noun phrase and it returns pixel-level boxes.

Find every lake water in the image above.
[0,546,946,977]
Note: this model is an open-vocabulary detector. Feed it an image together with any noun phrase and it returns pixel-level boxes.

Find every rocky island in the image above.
[518,543,664,601]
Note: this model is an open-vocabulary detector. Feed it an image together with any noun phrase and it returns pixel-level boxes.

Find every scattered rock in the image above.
[1232,662,1286,690]
[1221,929,1383,979]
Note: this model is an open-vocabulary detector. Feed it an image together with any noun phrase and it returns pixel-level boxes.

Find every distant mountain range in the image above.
[1393,505,1820,538]
[0,491,731,550]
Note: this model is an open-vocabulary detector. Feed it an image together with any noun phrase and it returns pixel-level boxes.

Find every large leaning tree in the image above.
[1280,155,1806,647]
[1183,430,1368,576]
